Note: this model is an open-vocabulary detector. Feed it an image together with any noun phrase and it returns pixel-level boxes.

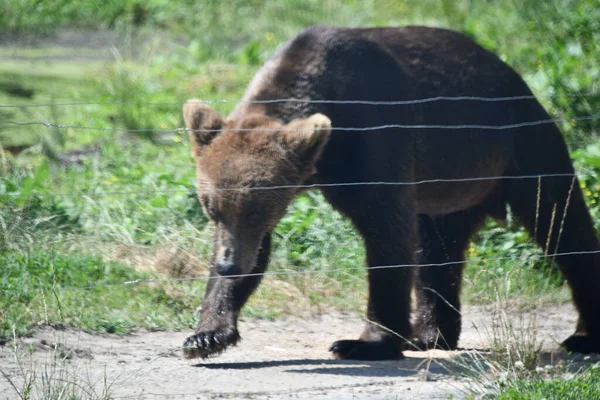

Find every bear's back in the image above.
[231,25,537,125]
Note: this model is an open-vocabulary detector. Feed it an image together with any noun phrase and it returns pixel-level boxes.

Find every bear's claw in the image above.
[182,329,240,359]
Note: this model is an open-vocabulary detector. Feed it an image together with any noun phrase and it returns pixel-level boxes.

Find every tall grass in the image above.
[1,333,123,400]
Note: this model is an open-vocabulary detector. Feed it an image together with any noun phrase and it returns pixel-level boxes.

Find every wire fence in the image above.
[2,98,598,288]
[2,70,600,400]
[2,249,599,297]
[3,97,597,268]
[0,172,585,197]
[1,91,599,108]
[3,113,600,134]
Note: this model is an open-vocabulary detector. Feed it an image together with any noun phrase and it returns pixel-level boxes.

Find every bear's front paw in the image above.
[562,334,600,354]
[329,339,404,360]
[182,328,240,359]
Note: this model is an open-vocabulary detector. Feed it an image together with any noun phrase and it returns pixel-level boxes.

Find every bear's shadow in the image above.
[196,358,443,378]
[194,349,600,378]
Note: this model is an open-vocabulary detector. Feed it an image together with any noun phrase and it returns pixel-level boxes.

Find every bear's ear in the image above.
[283,113,332,172]
[183,99,224,157]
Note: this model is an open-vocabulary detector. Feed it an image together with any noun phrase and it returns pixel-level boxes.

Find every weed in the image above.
[0,331,121,400]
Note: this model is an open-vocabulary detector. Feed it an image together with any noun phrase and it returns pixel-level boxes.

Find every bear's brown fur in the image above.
[182,26,600,360]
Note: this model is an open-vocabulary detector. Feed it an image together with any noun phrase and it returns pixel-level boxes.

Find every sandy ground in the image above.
[2,303,600,400]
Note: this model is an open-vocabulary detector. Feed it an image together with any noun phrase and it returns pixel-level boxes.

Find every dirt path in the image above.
[1,304,598,399]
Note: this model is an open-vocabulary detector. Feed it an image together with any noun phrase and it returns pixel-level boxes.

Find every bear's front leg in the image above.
[183,234,271,359]
[329,199,416,360]
[329,260,413,360]
[182,276,241,359]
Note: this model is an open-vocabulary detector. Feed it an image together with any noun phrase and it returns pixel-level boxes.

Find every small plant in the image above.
[485,309,543,373]
[0,332,119,400]
[451,307,544,398]
[443,268,548,398]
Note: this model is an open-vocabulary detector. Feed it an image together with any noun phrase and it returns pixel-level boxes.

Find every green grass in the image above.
[495,366,600,400]
[0,248,199,338]
[464,218,572,305]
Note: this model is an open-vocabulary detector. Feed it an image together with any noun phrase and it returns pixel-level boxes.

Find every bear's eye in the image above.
[207,207,221,222]
[247,211,261,226]
[201,195,221,222]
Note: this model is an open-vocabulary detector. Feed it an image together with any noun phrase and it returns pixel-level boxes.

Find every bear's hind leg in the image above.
[507,171,600,354]
[412,210,487,351]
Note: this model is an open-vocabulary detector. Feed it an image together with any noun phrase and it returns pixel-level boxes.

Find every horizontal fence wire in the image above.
[1,92,599,108]
[3,113,600,134]
[2,249,599,296]
[0,173,582,197]
[1,98,597,299]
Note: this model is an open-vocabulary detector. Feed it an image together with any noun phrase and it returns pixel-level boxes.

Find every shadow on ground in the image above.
[195,348,600,379]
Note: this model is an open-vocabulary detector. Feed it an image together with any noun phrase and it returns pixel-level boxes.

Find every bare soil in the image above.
[2,304,599,400]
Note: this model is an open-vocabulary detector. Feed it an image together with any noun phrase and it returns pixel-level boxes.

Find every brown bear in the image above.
[181,25,600,360]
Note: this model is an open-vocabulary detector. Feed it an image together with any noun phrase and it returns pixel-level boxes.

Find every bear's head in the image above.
[183,99,332,278]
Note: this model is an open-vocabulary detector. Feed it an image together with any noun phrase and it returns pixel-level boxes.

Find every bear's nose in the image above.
[215,261,240,277]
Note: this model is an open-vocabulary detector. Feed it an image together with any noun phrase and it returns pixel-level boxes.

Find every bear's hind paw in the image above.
[561,334,600,354]
[329,339,404,360]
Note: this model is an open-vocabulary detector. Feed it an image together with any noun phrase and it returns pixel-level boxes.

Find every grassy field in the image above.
[1,0,600,397]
